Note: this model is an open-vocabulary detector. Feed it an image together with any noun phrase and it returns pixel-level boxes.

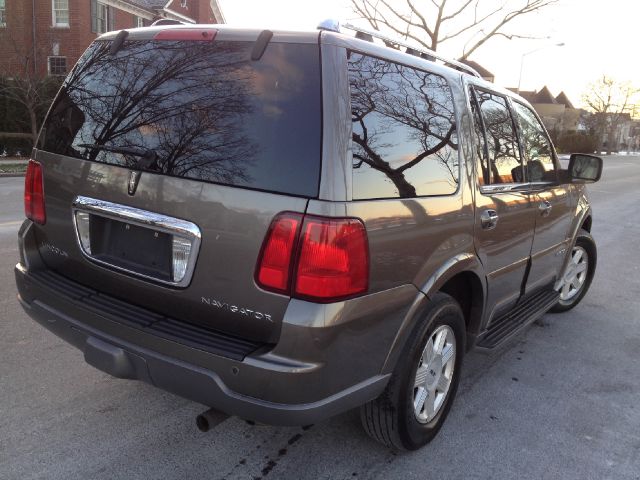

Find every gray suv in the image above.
[15,23,602,450]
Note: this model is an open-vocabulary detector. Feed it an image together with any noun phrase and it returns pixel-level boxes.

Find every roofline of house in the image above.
[210,0,226,23]
[161,7,196,23]
[100,0,155,19]
[101,0,225,24]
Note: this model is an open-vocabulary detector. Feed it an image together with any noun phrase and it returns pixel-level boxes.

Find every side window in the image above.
[513,102,557,182]
[475,89,523,184]
[469,89,490,185]
[348,52,459,199]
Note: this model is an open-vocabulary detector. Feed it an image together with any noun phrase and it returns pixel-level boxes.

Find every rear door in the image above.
[512,101,573,294]
[469,87,536,322]
[33,31,323,343]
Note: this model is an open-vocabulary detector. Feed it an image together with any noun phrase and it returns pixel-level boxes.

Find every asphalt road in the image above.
[1,157,639,479]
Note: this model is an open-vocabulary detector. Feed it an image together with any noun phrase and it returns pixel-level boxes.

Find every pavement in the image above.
[1,156,639,479]
[0,157,28,178]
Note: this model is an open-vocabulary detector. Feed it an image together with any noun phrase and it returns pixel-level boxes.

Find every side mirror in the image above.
[568,154,602,183]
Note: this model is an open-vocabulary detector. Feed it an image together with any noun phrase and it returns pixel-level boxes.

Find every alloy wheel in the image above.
[559,245,589,301]
[413,325,456,424]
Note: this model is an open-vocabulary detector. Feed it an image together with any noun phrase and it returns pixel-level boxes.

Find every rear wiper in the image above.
[79,143,158,170]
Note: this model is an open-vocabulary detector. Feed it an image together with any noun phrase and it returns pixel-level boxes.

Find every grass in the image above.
[0,162,27,174]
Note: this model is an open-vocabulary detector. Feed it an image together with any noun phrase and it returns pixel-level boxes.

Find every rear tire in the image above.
[360,292,465,450]
[551,229,596,313]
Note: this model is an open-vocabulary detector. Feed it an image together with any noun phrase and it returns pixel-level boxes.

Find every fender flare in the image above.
[380,253,486,375]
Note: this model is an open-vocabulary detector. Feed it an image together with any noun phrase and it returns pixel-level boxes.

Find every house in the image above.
[593,112,640,153]
[511,86,582,134]
[459,59,495,83]
[0,0,225,79]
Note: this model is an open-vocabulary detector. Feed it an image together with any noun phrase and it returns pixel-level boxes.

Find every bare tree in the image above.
[582,75,639,154]
[350,0,557,60]
[42,40,259,185]
[349,53,458,198]
[0,31,61,150]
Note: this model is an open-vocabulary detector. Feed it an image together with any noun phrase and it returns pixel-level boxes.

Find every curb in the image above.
[0,173,26,178]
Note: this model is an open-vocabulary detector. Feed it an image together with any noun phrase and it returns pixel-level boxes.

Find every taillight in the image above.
[256,213,302,294]
[153,29,217,41]
[24,160,46,225]
[294,217,369,301]
[256,213,369,302]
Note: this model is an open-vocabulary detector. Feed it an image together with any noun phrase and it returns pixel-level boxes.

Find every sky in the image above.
[217,0,640,110]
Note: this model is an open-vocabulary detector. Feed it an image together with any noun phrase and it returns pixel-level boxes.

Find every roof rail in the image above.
[341,23,481,78]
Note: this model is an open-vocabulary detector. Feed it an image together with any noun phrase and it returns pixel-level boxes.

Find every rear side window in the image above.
[348,52,459,199]
[513,102,557,182]
[39,39,322,197]
[474,89,523,184]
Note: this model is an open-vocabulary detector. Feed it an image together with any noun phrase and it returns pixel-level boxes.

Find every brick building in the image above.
[0,0,225,79]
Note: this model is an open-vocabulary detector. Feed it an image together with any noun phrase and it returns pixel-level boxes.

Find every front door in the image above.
[469,88,537,323]
[511,102,573,294]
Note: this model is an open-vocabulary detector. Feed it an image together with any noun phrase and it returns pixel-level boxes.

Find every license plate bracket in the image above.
[89,215,173,281]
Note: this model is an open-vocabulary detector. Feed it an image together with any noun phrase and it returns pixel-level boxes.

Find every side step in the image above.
[477,288,559,349]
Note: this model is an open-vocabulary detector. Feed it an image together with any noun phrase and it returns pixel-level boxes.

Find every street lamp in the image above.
[517,42,565,94]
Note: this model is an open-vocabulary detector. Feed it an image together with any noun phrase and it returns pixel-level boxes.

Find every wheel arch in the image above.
[380,254,486,374]
[438,271,484,351]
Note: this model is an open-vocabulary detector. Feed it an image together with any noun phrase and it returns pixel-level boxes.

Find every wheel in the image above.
[551,229,597,313]
[360,292,465,450]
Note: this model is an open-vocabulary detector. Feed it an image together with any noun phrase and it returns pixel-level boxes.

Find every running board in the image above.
[476,288,559,349]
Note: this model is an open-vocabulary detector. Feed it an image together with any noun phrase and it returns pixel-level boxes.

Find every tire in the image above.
[360,292,465,450]
[551,229,597,313]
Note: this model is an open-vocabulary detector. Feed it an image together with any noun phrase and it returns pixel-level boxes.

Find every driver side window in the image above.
[473,89,524,184]
[513,102,557,183]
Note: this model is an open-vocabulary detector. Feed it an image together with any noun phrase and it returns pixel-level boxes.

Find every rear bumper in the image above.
[14,219,420,425]
[16,270,391,425]
[20,226,435,428]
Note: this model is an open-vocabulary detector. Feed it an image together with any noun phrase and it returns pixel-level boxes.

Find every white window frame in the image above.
[94,1,111,34]
[0,0,6,28]
[47,56,67,76]
[136,16,144,28]
[52,0,70,27]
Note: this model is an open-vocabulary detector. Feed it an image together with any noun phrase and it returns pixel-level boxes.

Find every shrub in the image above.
[553,132,598,154]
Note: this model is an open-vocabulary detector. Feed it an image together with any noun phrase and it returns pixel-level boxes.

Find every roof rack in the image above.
[339,22,481,78]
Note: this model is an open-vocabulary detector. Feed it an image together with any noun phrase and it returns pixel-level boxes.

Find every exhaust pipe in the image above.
[196,408,227,432]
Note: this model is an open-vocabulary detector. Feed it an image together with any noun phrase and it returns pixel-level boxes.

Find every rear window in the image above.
[38,38,322,197]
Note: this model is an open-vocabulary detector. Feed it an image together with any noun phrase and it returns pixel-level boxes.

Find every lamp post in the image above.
[517,42,565,94]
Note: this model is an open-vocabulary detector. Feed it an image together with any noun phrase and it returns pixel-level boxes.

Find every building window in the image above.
[52,0,69,26]
[0,0,6,27]
[135,16,144,28]
[91,0,113,34]
[181,0,188,7]
[48,56,67,76]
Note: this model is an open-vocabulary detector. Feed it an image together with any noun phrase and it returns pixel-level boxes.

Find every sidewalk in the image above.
[0,157,29,177]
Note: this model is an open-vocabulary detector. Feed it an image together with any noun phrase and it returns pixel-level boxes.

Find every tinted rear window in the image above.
[39,38,322,197]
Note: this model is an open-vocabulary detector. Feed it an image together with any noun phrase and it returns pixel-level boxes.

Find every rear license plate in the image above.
[89,215,173,281]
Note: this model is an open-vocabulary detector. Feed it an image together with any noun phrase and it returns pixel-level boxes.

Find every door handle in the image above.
[480,209,499,230]
[539,200,552,217]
